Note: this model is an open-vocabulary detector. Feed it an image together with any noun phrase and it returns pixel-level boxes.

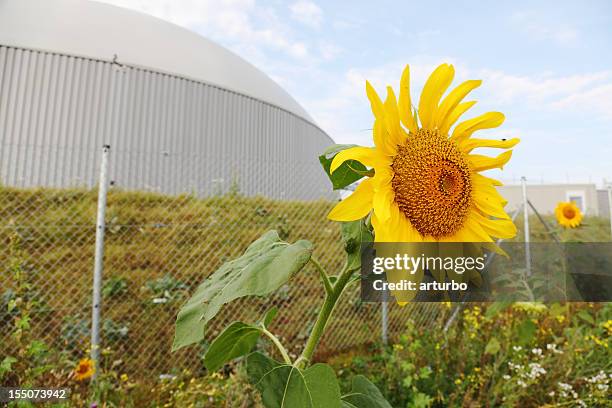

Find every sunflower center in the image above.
[563,207,576,219]
[391,128,472,238]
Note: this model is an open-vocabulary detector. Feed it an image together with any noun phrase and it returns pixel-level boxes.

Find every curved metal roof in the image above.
[0,0,316,123]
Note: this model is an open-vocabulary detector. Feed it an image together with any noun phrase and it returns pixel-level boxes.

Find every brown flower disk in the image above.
[391,129,472,238]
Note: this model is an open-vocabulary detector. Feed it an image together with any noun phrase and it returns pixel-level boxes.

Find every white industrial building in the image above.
[498,183,611,218]
[0,0,335,199]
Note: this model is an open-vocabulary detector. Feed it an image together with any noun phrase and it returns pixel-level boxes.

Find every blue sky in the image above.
[100,0,612,185]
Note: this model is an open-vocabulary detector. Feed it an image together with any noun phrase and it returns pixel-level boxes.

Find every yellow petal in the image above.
[438,222,474,242]
[372,119,399,156]
[366,80,385,120]
[373,164,393,186]
[472,212,517,239]
[372,212,390,242]
[451,112,505,142]
[373,185,394,223]
[473,190,510,219]
[481,242,509,257]
[366,81,401,154]
[330,146,385,174]
[396,212,423,242]
[373,205,425,243]
[436,80,481,130]
[388,206,409,241]
[472,174,507,206]
[469,150,513,172]
[418,63,455,129]
[456,214,494,242]
[473,173,503,187]
[327,178,374,221]
[398,65,418,133]
[383,86,405,147]
[439,100,476,136]
[460,137,520,153]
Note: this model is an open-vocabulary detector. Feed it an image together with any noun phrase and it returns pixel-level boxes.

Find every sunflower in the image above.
[555,201,582,228]
[328,63,518,243]
[74,358,95,381]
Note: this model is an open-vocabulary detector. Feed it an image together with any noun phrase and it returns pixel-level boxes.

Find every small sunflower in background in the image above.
[74,358,95,381]
[555,201,583,228]
[328,63,518,243]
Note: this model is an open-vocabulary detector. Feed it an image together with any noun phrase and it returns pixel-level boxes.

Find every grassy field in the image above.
[0,186,426,382]
[511,211,612,242]
[1,185,610,384]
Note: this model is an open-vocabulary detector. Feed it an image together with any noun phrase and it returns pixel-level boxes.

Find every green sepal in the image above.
[319,144,369,190]
[341,218,373,271]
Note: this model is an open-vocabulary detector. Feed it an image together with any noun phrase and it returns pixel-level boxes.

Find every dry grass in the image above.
[0,186,392,379]
[2,186,609,381]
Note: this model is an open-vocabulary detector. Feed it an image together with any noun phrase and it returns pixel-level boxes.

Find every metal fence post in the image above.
[521,177,531,276]
[91,145,110,378]
[381,301,388,346]
[607,183,612,240]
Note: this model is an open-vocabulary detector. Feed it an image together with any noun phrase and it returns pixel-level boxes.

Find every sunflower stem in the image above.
[309,256,333,295]
[298,261,354,368]
[260,326,291,365]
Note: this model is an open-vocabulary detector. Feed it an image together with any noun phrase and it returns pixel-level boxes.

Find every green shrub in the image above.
[102,277,128,299]
[330,303,611,408]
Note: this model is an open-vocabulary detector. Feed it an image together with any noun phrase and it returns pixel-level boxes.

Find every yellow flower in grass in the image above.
[602,320,612,336]
[328,63,518,243]
[74,358,95,381]
[555,201,582,228]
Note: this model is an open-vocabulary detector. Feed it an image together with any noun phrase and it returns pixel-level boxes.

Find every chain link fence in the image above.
[1,144,441,382]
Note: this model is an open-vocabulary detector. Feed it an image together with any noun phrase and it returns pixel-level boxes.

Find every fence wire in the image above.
[0,144,441,382]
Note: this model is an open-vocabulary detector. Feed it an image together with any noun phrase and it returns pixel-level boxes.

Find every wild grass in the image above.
[0,186,385,380]
[1,185,610,384]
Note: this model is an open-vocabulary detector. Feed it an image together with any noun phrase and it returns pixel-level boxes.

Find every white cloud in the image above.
[479,70,611,102]
[304,57,612,147]
[289,0,323,28]
[304,59,457,144]
[478,69,612,119]
[551,83,612,120]
[332,19,358,30]
[98,0,311,61]
[510,11,579,46]
[319,41,342,60]
[100,0,251,31]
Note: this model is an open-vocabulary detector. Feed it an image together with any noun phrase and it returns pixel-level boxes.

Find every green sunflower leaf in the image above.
[204,321,262,372]
[204,308,280,372]
[247,352,341,408]
[341,218,373,271]
[341,375,392,408]
[319,144,370,190]
[173,231,312,351]
[262,306,279,327]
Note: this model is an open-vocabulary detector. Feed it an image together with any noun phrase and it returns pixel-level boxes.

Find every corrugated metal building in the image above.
[0,0,335,199]
[597,189,611,218]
